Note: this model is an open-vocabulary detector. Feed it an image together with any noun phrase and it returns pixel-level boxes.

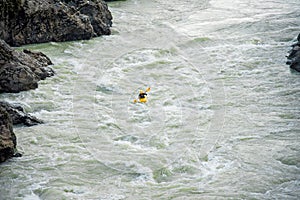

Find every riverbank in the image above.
[0,39,54,162]
[0,0,113,163]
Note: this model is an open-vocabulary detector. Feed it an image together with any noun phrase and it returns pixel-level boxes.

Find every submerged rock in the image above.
[286,33,300,72]
[0,0,112,46]
[0,101,43,126]
[0,39,54,93]
[0,106,16,163]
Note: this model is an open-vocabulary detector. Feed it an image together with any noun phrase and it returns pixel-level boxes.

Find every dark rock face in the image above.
[0,40,50,162]
[0,39,54,93]
[0,0,112,46]
[0,101,43,126]
[286,33,300,72]
[0,106,16,163]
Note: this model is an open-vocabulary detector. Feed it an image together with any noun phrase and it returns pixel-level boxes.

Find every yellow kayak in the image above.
[134,87,150,103]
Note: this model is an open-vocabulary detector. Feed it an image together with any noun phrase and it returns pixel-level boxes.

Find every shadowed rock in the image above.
[286,33,300,72]
[0,39,54,93]
[0,106,16,163]
[0,101,43,126]
[0,0,112,46]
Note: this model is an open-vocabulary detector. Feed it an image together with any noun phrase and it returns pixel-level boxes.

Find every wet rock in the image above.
[13,152,22,157]
[0,106,16,163]
[0,101,43,126]
[0,39,55,93]
[0,0,112,46]
[286,33,300,72]
[0,100,41,163]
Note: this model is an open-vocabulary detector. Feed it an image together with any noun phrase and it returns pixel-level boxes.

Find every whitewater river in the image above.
[1,0,300,199]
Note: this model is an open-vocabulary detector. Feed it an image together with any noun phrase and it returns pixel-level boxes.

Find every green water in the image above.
[1,0,300,199]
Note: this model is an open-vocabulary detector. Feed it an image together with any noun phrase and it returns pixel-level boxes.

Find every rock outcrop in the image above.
[0,39,54,93]
[0,39,49,162]
[0,0,112,46]
[0,106,17,163]
[0,101,43,126]
[286,33,300,72]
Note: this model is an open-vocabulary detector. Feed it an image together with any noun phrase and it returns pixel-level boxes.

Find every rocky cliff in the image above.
[0,106,17,163]
[0,0,112,46]
[0,39,54,93]
[0,39,50,162]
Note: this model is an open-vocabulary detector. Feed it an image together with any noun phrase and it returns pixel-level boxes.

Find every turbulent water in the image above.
[1,0,300,199]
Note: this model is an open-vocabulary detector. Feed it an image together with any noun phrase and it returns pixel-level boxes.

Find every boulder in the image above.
[0,101,43,126]
[0,106,16,163]
[0,0,112,46]
[286,33,300,72]
[0,39,54,93]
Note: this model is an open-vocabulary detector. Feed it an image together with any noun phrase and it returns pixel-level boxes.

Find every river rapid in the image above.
[1,0,300,199]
